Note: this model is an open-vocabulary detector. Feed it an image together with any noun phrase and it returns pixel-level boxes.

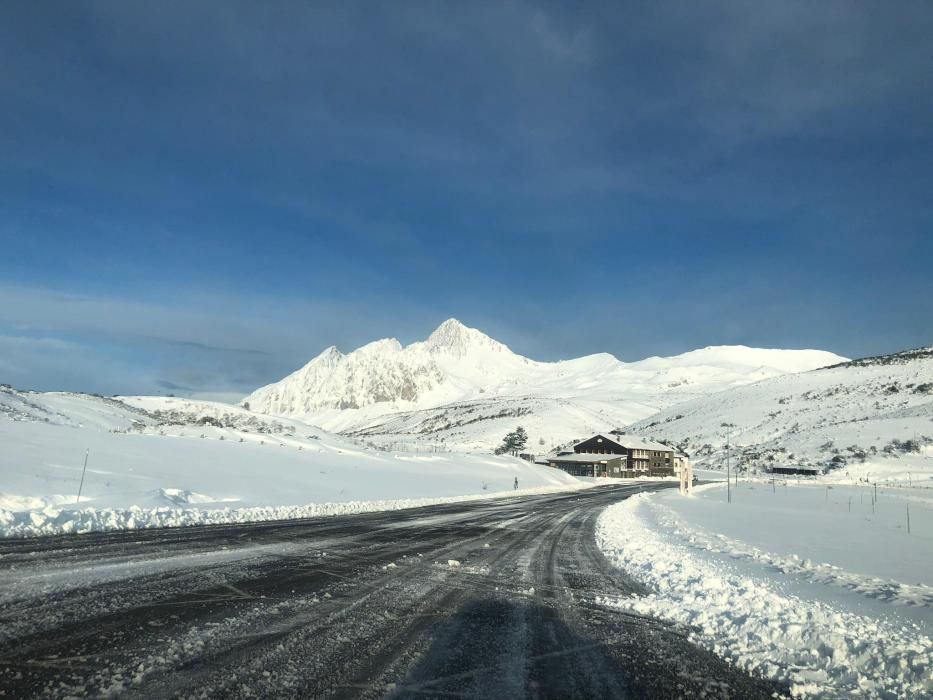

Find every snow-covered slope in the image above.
[243,319,846,452]
[0,388,583,537]
[624,347,933,480]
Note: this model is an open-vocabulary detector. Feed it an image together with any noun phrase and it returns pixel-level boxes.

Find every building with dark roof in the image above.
[768,465,822,477]
[546,434,677,478]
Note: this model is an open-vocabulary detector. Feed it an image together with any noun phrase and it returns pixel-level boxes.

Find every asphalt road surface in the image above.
[0,483,782,699]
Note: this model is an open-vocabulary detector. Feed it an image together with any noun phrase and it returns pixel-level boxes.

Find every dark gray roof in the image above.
[573,434,673,452]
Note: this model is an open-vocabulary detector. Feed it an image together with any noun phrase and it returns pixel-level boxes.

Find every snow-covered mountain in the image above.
[243,319,846,452]
[624,347,933,478]
[244,320,534,415]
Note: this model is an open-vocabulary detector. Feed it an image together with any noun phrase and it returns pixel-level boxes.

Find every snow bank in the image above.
[0,482,591,538]
[596,486,933,698]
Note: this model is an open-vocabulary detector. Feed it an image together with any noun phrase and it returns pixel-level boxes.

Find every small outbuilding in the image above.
[769,465,822,477]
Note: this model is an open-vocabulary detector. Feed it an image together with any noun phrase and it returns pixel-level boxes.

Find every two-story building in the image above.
[547,434,679,478]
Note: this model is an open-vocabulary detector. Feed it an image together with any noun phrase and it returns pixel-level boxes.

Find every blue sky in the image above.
[1,2,931,398]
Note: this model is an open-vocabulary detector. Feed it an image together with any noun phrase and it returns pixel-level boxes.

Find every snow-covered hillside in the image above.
[243,319,845,452]
[0,387,584,537]
[625,347,933,480]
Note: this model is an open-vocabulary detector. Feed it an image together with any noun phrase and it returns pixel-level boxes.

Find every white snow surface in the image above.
[242,318,845,452]
[0,389,586,538]
[596,480,933,698]
[627,346,933,480]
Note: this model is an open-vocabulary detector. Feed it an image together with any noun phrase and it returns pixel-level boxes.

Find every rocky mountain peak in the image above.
[311,345,343,367]
[424,318,508,357]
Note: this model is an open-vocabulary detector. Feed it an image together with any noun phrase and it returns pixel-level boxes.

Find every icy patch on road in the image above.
[596,494,933,698]
[0,482,594,538]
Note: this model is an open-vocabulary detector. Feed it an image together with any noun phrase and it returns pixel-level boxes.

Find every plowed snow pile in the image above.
[597,479,933,698]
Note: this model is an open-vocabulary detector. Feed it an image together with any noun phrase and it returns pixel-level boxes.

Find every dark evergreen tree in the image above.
[513,426,528,453]
[494,425,529,456]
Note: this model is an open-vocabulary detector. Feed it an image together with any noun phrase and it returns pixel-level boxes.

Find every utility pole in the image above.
[726,428,731,504]
[76,449,89,505]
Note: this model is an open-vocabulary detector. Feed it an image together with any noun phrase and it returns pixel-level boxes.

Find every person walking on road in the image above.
[514,477,519,490]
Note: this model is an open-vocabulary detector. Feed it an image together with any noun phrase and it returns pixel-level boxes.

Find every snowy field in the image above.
[597,477,933,698]
[0,390,586,538]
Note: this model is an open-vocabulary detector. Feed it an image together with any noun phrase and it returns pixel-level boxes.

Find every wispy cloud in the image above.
[0,283,449,394]
[144,338,269,357]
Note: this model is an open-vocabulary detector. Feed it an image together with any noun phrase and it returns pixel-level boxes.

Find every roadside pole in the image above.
[76,449,89,505]
[726,431,731,504]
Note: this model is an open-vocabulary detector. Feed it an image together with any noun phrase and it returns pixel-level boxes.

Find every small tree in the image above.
[495,426,529,456]
[513,426,528,453]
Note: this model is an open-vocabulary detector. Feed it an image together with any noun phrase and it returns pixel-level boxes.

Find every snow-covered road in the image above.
[0,484,780,699]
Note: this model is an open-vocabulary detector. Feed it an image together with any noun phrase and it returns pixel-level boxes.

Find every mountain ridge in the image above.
[242,319,847,451]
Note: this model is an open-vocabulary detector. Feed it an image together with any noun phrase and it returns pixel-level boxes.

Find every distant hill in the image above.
[622,346,933,476]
